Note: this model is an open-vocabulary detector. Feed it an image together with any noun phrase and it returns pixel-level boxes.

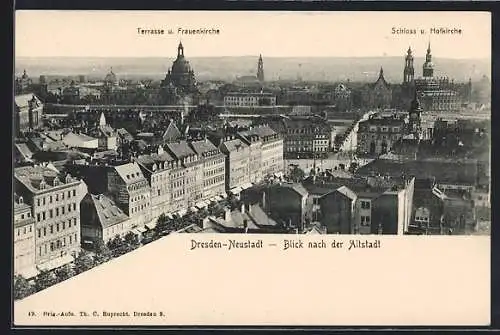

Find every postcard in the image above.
[13,10,491,327]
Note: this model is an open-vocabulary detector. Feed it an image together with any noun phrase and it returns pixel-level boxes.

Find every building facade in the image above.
[14,94,43,134]
[282,116,331,159]
[107,163,151,229]
[357,114,405,155]
[190,139,226,200]
[14,196,37,279]
[224,92,277,107]
[219,137,251,194]
[14,165,86,271]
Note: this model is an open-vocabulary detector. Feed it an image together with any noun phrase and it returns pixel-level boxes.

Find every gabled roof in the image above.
[113,163,146,185]
[116,128,134,141]
[335,185,358,201]
[88,194,129,228]
[163,121,182,143]
[165,141,196,160]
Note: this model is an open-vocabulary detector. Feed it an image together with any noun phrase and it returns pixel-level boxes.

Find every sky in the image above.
[15,11,491,59]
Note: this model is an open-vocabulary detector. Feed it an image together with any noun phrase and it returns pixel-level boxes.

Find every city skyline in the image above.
[15,11,491,59]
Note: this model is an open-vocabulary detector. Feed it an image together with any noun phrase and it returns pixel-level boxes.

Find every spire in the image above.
[178,41,184,57]
[427,40,431,53]
[379,67,384,77]
[407,46,412,55]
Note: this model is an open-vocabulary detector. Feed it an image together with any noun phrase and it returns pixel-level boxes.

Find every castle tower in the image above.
[403,46,415,83]
[408,90,423,139]
[257,54,264,82]
[423,42,434,78]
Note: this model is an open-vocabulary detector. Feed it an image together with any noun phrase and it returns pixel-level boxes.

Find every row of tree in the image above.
[14,231,143,301]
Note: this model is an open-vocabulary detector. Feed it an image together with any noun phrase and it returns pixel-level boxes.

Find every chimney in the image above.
[261,191,266,210]
[240,203,245,214]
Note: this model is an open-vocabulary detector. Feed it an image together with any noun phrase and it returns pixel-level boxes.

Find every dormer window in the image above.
[18,196,24,204]
[53,178,60,186]
[39,180,46,190]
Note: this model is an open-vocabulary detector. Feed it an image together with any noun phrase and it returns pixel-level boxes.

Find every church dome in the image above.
[104,68,118,84]
[171,57,192,75]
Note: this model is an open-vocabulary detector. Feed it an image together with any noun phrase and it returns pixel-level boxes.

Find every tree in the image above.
[124,231,140,249]
[74,250,94,274]
[155,213,170,235]
[290,166,305,182]
[34,270,59,292]
[14,275,34,300]
[107,235,131,257]
[54,264,75,282]
[93,239,113,265]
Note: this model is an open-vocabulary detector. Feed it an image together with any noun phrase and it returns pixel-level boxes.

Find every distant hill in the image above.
[15,56,490,83]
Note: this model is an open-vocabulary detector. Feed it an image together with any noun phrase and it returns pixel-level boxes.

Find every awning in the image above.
[230,187,242,194]
[17,267,39,280]
[166,213,174,219]
[177,209,188,217]
[215,195,224,201]
[37,254,74,272]
[274,172,284,178]
[137,226,147,233]
[190,206,199,212]
[220,193,228,199]
[209,197,217,203]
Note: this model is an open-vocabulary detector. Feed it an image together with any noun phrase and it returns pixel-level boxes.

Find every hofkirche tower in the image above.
[161,41,197,94]
[422,42,434,78]
[403,46,415,84]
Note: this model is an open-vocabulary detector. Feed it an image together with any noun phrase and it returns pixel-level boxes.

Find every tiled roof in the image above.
[273,182,309,198]
[163,121,182,143]
[89,194,129,229]
[166,141,196,160]
[247,204,278,227]
[219,138,248,153]
[114,163,146,185]
[190,139,219,156]
[335,185,358,201]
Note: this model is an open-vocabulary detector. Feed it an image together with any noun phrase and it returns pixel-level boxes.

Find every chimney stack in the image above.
[240,203,245,214]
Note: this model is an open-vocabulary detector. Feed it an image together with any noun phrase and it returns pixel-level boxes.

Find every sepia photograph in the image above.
[12,10,491,326]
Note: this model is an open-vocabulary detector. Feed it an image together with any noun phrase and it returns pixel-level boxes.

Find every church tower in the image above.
[408,90,423,139]
[403,46,415,84]
[422,42,434,78]
[257,54,264,82]
[178,41,184,57]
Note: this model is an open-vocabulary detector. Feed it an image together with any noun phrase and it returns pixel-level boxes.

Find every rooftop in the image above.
[166,141,196,160]
[15,165,80,194]
[88,194,129,229]
[113,163,146,185]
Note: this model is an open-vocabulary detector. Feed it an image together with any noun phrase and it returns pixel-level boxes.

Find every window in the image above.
[56,208,59,216]
[57,223,60,232]
[37,213,40,222]
[50,225,54,234]
[360,201,370,209]
[43,227,46,236]
[38,229,41,238]
[50,196,53,204]
[361,216,371,226]
[73,190,76,197]
[73,203,76,211]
